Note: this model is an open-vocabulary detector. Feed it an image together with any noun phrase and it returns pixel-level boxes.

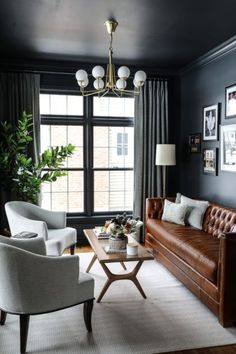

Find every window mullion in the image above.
[85,96,94,216]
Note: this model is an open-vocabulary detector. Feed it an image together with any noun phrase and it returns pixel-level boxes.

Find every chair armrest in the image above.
[0,235,46,255]
[0,245,80,314]
[218,232,236,326]
[11,215,48,240]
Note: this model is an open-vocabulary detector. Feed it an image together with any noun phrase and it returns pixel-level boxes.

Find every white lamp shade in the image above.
[92,66,105,79]
[75,69,88,81]
[155,144,176,166]
[118,66,130,79]
[116,79,127,90]
[93,78,105,90]
[134,70,147,84]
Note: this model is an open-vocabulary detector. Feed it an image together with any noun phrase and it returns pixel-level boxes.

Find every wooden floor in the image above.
[164,345,236,353]
[73,245,236,354]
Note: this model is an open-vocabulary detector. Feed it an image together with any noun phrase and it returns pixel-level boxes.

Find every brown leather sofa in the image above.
[145,197,236,327]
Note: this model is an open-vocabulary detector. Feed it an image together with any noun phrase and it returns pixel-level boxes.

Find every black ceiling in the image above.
[1,0,236,70]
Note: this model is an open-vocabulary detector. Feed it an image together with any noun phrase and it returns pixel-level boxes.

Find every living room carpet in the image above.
[1,252,236,354]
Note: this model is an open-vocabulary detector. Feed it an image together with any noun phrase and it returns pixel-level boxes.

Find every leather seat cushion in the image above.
[146,219,219,283]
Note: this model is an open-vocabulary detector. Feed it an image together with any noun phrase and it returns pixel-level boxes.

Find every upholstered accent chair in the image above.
[5,201,77,256]
[0,235,94,353]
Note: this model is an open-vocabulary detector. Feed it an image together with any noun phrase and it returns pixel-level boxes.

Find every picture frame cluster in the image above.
[188,83,236,175]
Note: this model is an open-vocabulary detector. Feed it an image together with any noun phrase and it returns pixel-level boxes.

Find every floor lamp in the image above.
[155,144,176,198]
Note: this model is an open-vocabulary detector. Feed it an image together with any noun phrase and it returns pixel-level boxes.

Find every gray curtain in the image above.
[0,72,40,229]
[133,79,168,241]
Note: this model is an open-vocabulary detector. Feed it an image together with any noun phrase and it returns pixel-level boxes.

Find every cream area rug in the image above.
[1,252,236,354]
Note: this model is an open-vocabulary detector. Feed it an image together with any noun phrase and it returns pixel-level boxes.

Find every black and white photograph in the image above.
[221,124,236,172]
[225,84,236,118]
[203,104,219,141]
[203,148,218,175]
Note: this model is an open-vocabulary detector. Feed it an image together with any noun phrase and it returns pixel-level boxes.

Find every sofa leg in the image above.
[20,314,30,354]
[83,299,94,332]
[70,245,75,255]
[0,310,7,325]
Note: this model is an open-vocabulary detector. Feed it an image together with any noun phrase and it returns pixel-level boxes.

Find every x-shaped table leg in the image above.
[86,254,127,273]
[97,260,146,303]
[86,254,97,273]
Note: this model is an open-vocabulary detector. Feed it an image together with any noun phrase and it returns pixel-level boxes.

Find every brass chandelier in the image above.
[75,20,147,97]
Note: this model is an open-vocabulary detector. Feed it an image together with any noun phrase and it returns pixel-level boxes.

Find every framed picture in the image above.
[203,104,219,141]
[203,148,218,175]
[189,133,201,153]
[225,84,236,118]
[220,124,236,172]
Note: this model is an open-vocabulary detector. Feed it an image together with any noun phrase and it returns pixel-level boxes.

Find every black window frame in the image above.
[40,89,134,217]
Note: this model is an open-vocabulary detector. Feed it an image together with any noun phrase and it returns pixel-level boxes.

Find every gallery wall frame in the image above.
[203,148,218,175]
[225,84,236,118]
[189,133,201,153]
[203,104,219,141]
[220,124,236,172]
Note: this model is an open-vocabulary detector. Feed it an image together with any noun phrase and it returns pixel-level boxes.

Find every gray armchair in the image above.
[0,235,94,353]
[5,201,77,256]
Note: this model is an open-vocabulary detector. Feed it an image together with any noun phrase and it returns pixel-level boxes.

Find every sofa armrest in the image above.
[218,232,236,326]
[146,197,175,220]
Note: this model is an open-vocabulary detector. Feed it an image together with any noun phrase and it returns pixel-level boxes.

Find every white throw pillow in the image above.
[180,195,209,230]
[162,199,188,225]
[175,192,181,203]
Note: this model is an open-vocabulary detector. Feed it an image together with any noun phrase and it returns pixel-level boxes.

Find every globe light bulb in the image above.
[117,66,130,79]
[92,66,105,79]
[116,79,127,90]
[80,77,89,88]
[133,79,139,88]
[134,70,147,84]
[75,69,88,81]
[94,78,105,90]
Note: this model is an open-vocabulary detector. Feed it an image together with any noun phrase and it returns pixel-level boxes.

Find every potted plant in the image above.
[0,111,75,204]
[106,213,143,250]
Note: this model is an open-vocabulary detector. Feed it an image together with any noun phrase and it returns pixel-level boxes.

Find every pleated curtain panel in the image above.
[0,72,40,229]
[134,79,169,242]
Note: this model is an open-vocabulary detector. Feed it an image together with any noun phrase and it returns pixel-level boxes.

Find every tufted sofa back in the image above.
[202,203,236,237]
[146,197,236,238]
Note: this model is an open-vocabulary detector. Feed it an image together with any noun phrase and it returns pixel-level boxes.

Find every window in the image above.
[40,93,134,214]
[117,132,128,156]
[40,94,83,116]
[93,97,134,117]
[93,126,133,212]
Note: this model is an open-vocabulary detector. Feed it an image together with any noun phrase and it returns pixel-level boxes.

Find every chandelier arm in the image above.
[113,88,141,96]
[80,88,107,97]
[112,89,122,97]
[100,89,110,98]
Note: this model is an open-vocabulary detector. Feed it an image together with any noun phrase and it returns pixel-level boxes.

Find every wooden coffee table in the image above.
[83,229,154,302]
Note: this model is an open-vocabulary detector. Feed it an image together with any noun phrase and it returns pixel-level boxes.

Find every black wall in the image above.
[180,49,236,208]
